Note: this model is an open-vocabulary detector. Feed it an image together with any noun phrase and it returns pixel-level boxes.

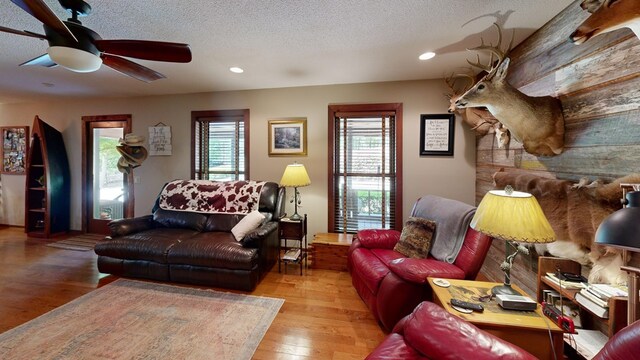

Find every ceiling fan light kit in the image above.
[47,46,101,72]
[3,0,192,82]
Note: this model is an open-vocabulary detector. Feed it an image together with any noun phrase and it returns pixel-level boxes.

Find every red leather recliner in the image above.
[366,302,537,360]
[367,301,640,360]
[348,195,493,331]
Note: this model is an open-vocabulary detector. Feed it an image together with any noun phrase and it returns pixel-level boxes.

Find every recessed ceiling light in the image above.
[229,67,244,73]
[419,52,436,60]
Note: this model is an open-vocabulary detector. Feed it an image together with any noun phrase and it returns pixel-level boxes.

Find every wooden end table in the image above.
[308,233,353,271]
[428,278,564,360]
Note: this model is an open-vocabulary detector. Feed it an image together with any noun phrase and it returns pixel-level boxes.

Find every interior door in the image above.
[82,115,133,234]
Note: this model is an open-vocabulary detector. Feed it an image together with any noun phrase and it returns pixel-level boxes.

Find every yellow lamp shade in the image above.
[471,189,555,243]
[279,163,311,187]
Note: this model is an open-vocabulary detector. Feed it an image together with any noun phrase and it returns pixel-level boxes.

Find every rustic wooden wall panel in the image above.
[476,1,640,297]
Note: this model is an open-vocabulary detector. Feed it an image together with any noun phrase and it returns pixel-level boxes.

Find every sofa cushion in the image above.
[231,210,265,241]
[370,249,405,267]
[153,208,208,231]
[350,248,391,295]
[394,217,436,259]
[365,333,424,360]
[94,228,199,264]
[388,257,465,284]
[168,232,258,270]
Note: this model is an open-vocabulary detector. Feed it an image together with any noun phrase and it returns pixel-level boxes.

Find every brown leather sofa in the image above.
[95,181,284,291]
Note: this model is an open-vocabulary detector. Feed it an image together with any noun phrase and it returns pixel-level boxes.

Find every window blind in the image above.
[192,111,247,181]
[332,115,397,233]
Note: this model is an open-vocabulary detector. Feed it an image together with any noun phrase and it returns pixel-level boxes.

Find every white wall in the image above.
[0,79,476,238]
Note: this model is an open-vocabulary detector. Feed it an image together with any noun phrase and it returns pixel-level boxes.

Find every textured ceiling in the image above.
[0,0,574,104]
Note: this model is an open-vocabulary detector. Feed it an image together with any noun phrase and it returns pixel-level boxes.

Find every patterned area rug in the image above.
[46,233,105,251]
[0,279,284,359]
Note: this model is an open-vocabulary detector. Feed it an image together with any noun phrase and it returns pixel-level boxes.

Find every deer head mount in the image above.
[571,0,640,44]
[454,23,565,157]
[445,72,499,136]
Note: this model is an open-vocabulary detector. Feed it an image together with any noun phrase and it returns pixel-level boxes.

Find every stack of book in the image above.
[282,249,301,261]
[544,272,587,289]
[574,283,628,319]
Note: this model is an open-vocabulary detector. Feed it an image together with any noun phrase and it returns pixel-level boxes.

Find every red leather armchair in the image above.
[366,302,537,360]
[348,195,492,331]
[367,301,640,360]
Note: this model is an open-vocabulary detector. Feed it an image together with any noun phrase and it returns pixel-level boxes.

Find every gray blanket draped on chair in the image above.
[410,195,476,263]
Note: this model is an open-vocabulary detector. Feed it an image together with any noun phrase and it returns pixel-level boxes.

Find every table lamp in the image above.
[279,163,311,221]
[471,186,556,295]
[595,190,640,325]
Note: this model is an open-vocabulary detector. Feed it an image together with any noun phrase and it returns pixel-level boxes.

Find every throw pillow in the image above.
[231,211,265,241]
[394,217,436,258]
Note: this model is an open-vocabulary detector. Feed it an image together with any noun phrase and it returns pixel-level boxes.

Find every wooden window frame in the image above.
[327,103,403,232]
[191,109,250,180]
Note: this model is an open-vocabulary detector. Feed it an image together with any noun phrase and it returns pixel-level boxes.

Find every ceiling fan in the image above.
[0,0,192,82]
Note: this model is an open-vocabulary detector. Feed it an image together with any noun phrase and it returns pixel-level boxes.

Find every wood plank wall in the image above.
[477,1,640,296]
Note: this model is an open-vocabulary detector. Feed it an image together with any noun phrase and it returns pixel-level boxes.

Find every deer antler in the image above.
[466,23,514,77]
[445,70,476,94]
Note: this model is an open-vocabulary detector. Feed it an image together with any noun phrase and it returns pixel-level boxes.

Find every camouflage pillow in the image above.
[393,217,436,259]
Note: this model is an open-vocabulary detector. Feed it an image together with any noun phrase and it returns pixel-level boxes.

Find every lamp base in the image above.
[289,213,302,221]
[491,284,519,296]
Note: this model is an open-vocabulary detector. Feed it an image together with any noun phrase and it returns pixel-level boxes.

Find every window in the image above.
[328,104,403,233]
[191,109,249,180]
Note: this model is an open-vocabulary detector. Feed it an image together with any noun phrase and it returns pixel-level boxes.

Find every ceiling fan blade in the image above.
[10,0,77,42]
[0,25,46,39]
[95,40,192,63]
[20,53,58,67]
[101,54,166,83]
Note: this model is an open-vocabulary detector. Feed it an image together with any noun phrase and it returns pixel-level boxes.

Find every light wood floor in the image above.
[0,227,385,359]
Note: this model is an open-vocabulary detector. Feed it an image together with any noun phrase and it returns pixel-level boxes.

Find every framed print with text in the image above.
[420,114,454,156]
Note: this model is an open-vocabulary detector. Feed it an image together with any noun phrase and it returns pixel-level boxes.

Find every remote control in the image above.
[450,298,484,312]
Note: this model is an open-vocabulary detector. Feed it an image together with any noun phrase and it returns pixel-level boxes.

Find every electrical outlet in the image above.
[134,176,140,184]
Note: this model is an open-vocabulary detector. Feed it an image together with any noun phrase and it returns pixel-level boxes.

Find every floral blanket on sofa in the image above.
[158,180,267,214]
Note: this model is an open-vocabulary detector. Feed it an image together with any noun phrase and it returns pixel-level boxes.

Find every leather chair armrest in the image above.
[108,215,156,237]
[387,257,465,285]
[356,229,401,249]
[593,319,640,360]
[403,302,537,359]
[241,221,278,248]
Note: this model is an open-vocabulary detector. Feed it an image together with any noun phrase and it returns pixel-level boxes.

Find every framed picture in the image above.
[268,118,307,156]
[420,114,455,156]
[1,126,29,174]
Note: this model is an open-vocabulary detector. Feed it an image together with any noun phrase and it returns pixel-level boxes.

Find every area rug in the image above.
[0,279,284,359]
[46,233,105,251]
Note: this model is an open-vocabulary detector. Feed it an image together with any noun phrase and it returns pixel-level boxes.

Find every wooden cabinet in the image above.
[24,116,71,238]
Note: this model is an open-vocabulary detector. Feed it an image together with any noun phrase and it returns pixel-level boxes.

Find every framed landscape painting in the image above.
[268,118,307,156]
[1,126,29,174]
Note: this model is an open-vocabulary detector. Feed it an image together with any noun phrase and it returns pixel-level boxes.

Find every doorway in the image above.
[82,115,133,234]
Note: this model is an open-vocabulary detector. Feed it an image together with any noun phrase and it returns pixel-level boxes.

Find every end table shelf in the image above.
[278,214,307,275]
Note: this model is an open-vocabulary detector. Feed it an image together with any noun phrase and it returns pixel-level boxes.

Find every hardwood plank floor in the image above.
[0,227,385,359]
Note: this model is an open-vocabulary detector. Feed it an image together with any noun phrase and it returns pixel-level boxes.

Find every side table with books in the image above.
[278,215,307,275]
[537,256,627,359]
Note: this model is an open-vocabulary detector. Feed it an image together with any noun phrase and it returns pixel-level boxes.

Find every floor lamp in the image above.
[595,190,640,325]
[471,186,556,295]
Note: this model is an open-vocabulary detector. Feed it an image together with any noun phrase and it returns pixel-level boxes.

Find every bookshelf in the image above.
[24,116,70,238]
[537,256,627,357]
